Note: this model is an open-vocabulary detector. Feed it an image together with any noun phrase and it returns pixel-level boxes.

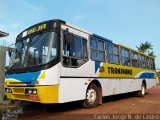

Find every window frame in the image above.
[106,43,120,64]
[146,56,150,69]
[90,37,105,62]
[139,54,146,69]
[150,58,155,70]
[131,51,139,68]
[62,30,88,68]
[120,47,131,66]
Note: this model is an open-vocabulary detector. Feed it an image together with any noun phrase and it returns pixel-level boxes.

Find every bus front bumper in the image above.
[4,85,59,104]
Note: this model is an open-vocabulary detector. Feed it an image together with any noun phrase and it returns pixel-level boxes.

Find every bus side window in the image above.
[131,51,139,67]
[90,37,105,62]
[62,30,88,67]
[150,58,155,70]
[146,57,150,69]
[107,43,120,64]
[139,54,146,69]
[120,47,131,66]
[82,39,88,59]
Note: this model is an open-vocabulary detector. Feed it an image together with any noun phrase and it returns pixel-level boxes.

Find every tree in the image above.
[136,41,153,54]
[137,41,156,58]
[148,51,156,58]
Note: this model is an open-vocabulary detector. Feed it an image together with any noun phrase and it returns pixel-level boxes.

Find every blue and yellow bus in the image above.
[5,19,156,108]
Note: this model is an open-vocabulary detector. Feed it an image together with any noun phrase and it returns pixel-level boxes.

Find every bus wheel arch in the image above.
[82,80,102,108]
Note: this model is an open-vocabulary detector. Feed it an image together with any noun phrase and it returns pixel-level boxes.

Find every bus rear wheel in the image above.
[137,83,146,97]
[82,84,99,108]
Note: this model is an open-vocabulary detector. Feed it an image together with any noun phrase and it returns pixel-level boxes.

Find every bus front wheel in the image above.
[137,83,146,97]
[82,84,99,108]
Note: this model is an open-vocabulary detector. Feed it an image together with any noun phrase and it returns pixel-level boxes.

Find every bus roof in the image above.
[16,19,152,59]
[65,22,92,35]
[92,33,112,43]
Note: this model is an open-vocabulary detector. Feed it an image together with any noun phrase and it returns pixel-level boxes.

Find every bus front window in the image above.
[9,32,57,69]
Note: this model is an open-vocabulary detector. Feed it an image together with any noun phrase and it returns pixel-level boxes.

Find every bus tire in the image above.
[82,84,99,108]
[137,83,146,97]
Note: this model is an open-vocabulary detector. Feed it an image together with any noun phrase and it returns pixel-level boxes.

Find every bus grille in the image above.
[12,88,25,94]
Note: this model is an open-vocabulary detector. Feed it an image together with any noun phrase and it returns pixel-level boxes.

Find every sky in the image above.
[0,0,160,68]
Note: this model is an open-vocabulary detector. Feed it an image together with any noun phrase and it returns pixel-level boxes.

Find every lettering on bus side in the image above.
[108,67,132,75]
[27,24,46,35]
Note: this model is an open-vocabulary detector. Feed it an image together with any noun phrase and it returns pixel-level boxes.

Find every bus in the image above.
[5,19,156,108]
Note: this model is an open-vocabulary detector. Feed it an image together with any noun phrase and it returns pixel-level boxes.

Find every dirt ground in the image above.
[15,85,160,120]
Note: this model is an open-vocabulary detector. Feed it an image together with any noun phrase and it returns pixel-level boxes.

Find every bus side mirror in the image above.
[8,47,12,57]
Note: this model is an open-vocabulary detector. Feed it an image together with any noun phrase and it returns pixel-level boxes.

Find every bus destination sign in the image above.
[22,23,47,37]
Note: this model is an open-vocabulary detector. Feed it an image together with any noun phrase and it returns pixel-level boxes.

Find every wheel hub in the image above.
[142,86,145,95]
[87,88,97,104]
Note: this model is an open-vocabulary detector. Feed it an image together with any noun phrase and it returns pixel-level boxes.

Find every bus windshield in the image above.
[9,31,57,69]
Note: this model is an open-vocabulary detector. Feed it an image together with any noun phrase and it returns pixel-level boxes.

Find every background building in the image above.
[0,31,9,103]
[0,31,9,38]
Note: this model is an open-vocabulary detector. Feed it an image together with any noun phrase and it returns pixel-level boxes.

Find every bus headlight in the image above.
[25,89,37,95]
[28,89,32,94]
[32,89,37,95]
[5,88,12,93]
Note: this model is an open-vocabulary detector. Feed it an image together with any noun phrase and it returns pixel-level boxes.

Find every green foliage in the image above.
[148,51,156,58]
[5,66,10,70]
[137,41,156,58]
